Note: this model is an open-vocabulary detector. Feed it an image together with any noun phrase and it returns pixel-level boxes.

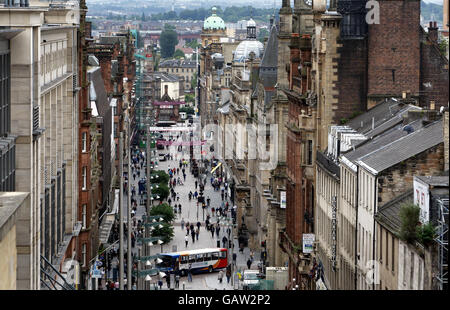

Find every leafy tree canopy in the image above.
[150,203,175,223]
[160,24,178,59]
[174,48,185,59]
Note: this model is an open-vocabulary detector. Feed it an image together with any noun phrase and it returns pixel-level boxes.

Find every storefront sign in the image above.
[331,196,337,271]
[303,233,315,254]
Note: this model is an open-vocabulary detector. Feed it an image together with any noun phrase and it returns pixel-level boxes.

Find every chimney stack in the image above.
[428,21,439,44]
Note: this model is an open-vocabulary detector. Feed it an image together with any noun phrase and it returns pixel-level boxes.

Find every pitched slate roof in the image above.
[376,189,414,234]
[89,67,110,118]
[346,98,420,135]
[259,24,278,89]
[343,118,425,163]
[357,119,443,174]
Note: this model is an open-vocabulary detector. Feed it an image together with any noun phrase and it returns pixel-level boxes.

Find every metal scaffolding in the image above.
[435,198,448,290]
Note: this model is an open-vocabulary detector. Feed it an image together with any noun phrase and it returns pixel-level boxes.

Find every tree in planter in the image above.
[150,170,170,185]
[399,203,420,244]
[149,203,175,223]
[151,183,169,201]
[150,222,175,244]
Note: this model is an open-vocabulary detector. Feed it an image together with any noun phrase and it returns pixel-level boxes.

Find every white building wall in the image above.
[397,241,425,290]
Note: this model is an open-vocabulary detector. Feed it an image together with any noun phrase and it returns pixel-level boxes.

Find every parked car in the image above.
[242,270,260,290]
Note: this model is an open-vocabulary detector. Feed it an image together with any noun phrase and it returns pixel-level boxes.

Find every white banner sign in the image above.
[149,127,193,132]
[280,191,286,209]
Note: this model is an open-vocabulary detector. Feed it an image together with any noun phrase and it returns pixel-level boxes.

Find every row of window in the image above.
[0,143,15,192]
[40,167,66,263]
[378,225,395,273]
[0,50,11,137]
[40,40,68,86]
[164,67,195,74]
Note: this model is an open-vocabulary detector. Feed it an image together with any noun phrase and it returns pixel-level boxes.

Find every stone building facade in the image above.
[0,0,82,289]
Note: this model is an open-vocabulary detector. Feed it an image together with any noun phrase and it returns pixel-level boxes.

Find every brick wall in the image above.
[336,38,367,119]
[377,143,445,206]
[419,29,449,110]
[368,0,421,100]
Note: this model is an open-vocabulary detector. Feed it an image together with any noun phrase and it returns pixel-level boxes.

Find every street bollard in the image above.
[183,282,185,290]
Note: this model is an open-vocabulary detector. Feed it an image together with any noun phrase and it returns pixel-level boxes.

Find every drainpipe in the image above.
[354,167,358,290]
[372,176,377,290]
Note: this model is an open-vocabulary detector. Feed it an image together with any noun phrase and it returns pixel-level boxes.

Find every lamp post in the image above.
[119,132,124,290]
[127,116,132,290]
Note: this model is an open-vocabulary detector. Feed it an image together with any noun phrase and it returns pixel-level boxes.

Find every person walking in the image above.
[195,227,199,241]
[207,196,210,207]
[187,264,193,282]
[185,235,189,248]
[166,275,171,289]
[218,270,224,283]
[191,229,195,244]
[246,258,252,270]
[196,221,201,232]
[222,235,228,248]
[158,279,163,290]
[232,253,237,266]
[226,265,232,284]
[215,224,220,238]
[181,218,185,230]
[178,204,182,214]
[195,180,198,189]
[175,273,180,289]
[210,225,215,238]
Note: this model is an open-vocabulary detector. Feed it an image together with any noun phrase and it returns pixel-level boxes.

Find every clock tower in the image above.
[293,0,314,35]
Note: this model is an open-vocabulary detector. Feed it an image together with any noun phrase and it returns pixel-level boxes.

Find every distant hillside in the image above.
[421,0,444,25]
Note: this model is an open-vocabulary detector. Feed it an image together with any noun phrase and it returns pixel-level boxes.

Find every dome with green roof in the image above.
[203,7,226,30]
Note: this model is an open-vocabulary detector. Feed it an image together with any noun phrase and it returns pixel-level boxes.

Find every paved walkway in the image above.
[102,127,262,290]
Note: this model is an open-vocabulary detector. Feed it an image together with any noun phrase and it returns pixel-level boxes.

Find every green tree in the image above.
[399,203,420,244]
[160,24,178,58]
[186,39,201,49]
[149,203,175,223]
[180,106,195,114]
[258,28,269,43]
[152,183,169,201]
[151,222,174,244]
[150,170,170,184]
[183,95,195,104]
[174,48,185,59]
[416,222,436,246]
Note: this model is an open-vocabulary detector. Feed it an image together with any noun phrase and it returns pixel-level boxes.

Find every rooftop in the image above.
[357,119,443,174]
[0,192,29,239]
[159,59,196,68]
[376,189,414,235]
